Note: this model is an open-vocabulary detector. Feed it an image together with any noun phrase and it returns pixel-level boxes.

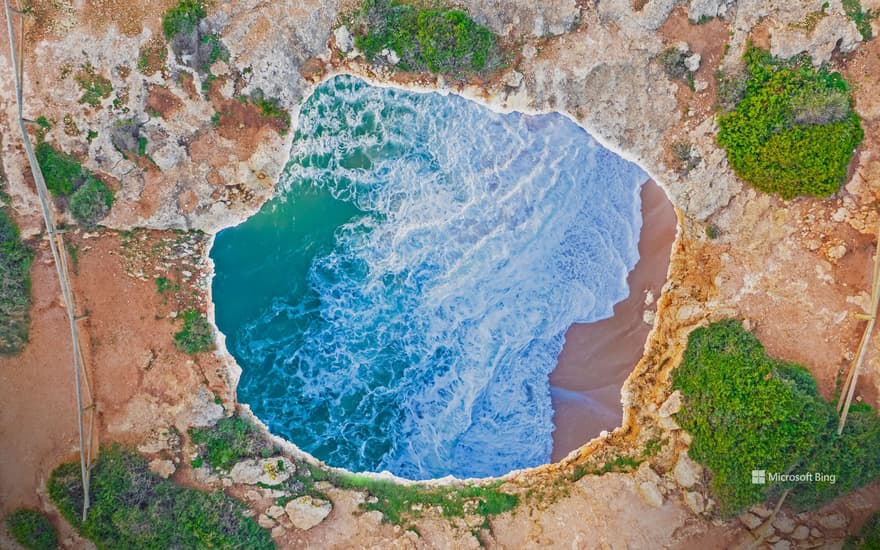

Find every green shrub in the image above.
[69,176,114,227]
[189,416,271,471]
[48,445,274,550]
[74,63,113,107]
[351,0,500,75]
[657,47,689,81]
[0,210,34,354]
[716,46,863,199]
[201,32,229,69]
[162,0,206,39]
[173,308,214,354]
[35,142,81,196]
[4,509,58,550]
[673,320,880,515]
[842,0,875,41]
[845,511,880,550]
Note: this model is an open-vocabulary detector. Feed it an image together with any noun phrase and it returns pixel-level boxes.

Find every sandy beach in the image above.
[550,179,677,461]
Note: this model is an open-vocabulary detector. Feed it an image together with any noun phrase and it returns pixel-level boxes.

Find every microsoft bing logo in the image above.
[751,470,766,484]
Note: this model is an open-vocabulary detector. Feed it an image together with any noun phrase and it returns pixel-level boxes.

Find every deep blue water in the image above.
[210,75,647,479]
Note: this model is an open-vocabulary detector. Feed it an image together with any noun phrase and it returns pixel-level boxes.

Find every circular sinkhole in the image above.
[210,74,670,480]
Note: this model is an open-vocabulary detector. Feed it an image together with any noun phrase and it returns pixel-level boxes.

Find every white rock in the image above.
[380,48,400,65]
[644,290,655,306]
[229,457,294,485]
[750,504,773,518]
[739,511,763,530]
[638,481,664,508]
[148,458,176,479]
[791,525,810,540]
[827,244,847,260]
[685,53,701,72]
[643,309,656,325]
[811,528,822,538]
[271,525,286,538]
[818,512,848,530]
[334,26,354,53]
[684,491,705,514]
[673,451,702,488]
[773,515,796,534]
[285,496,333,530]
[503,70,524,88]
[658,416,680,430]
[770,540,791,550]
[257,514,276,529]
[266,505,285,519]
[659,390,683,418]
[694,79,709,92]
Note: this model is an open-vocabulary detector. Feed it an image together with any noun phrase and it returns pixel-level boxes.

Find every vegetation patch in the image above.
[845,511,880,550]
[657,46,690,82]
[162,0,206,40]
[716,46,863,199]
[673,320,880,515]
[74,63,113,107]
[4,509,57,550]
[189,415,274,471]
[174,308,214,354]
[137,36,168,76]
[842,0,875,41]
[349,0,502,76]
[48,445,273,549]
[0,209,34,354]
[35,142,82,197]
[69,176,114,227]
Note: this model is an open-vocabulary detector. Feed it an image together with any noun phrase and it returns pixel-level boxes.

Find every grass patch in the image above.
[74,63,113,107]
[35,142,81,197]
[673,320,880,515]
[331,474,518,525]
[842,0,875,41]
[0,210,34,354]
[48,445,273,549]
[716,46,863,199]
[155,276,177,294]
[189,416,273,472]
[845,511,880,549]
[174,308,214,354]
[350,0,502,76]
[69,176,114,227]
[570,455,642,482]
[201,32,229,70]
[4,509,57,550]
[162,0,206,40]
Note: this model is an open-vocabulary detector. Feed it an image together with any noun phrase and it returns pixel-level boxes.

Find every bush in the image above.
[657,47,689,81]
[69,176,113,227]
[716,46,863,199]
[845,511,880,550]
[673,320,880,515]
[189,416,270,471]
[48,445,274,549]
[0,210,34,354]
[173,308,214,354]
[351,0,500,75]
[162,0,206,39]
[35,142,81,197]
[74,63,113,107]
[4,509,58,550]
[842,0,875,41]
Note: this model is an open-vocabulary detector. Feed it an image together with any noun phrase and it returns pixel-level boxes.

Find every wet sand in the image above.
[550,179,677,461]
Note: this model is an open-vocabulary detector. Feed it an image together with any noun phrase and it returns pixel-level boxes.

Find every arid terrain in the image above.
[1,0,880,548]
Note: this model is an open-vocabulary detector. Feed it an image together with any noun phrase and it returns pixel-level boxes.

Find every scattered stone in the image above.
[792,525,810,540]
[285,495,333,530]
[182,386,224,428]
[314,481,334,492]
[685,53,701,72]
[229,457,294,485]
[770,540,791,550]
[811,528,822,538]
[334,26,353,53]
[266,505,285,519]
[673,451,702,488]
[271,525,285,538]
[739,511,763,530]
[832,207,848,223]
[644,290,655,306]
[750,504,773,518]
[380,48,400,65]
[817,512,848,530]
[658,416,680,430]
[676,41,690,53]
[643,309,656,325]
[694,79,709,92]
[503,70,524,88]
[659,390,682,418]
[638,481,664,508]
[684,491,705,514]
[148,458,176,479]
[773,515,796,534]
[258,514,276,529]
[844,492,871,512]
[827,244,847,261]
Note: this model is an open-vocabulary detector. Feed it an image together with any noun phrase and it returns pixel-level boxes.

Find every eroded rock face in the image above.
[229,457,294,485]
[285,495,333,530]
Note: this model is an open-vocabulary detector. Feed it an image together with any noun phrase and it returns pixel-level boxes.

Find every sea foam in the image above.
[211,75,647,479]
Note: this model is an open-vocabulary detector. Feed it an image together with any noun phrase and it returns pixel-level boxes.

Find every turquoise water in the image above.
[211,75,647,479]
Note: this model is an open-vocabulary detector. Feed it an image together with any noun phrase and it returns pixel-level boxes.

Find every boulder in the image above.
[148,458,176,479]
[638,481,664,508]
[739,511,763,530]
[229,457,294,485]
[772,515,796,534]
[658,391,682,418]
[673,451,702,488]
[285,495,333,530]
[817,512,848,530]
[684,491,705,514]
[334,26,353,53]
